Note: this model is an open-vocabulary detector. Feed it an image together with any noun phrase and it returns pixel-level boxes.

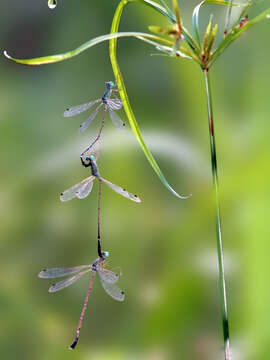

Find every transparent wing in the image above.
[39,265,90,278]
[76,178,94,199]
[79,103,103,133]
[60,176,95,202]
[97,267,119,284]
[99,277,125,302]
[48,269,91,293]
[107,98,122,110]
[64,99,101,117]
[101,178,141,203]
[108,109,125,129]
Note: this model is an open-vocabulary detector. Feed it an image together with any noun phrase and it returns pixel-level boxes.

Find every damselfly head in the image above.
[89,155,96,162]
[106,81,115,89]
[100,251,109,259]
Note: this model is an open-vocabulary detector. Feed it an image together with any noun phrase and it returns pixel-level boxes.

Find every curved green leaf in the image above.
[158,0,175,20]
[137,0,175,22]
[109,0,191,199]
[210,7,270,66]
[3,32,170,65]
[192,0,243,48]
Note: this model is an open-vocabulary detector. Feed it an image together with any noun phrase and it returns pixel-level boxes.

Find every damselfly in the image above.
[60,154,141,203]
[38,251,124,349]
[63,81,125,158]
[60,149,141,257]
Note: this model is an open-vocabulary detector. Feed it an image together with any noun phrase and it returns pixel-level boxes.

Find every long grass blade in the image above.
[3,33,171,65]
[210,7,270,66]
[109,1,192,199]
[192,0,243,48]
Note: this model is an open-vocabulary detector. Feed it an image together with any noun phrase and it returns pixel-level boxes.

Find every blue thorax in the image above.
[89,155,100,177]
[102,81,114,103]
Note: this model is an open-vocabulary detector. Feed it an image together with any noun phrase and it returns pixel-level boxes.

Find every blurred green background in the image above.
[1,1,270,359]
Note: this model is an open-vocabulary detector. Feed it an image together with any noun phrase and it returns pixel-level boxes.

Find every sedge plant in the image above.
[4,0,270,358]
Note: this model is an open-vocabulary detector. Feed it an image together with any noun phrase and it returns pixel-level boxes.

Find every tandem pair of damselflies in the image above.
[60,142,141,257]
[64,81,125,159]
[39,251,124,349]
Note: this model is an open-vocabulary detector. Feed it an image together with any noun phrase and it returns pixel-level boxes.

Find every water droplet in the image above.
[48,0,57,9]
[266,14,270,19]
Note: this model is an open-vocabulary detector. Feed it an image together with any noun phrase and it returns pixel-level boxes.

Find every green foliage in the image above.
[109,0,191,199]
[3,32,170,65]
[192,0,243,47]
[2,1,270,358]
[3,0,270,198]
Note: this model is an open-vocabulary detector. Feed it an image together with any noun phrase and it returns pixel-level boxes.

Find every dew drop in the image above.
[267,14,270,19]
[48,0,57,9]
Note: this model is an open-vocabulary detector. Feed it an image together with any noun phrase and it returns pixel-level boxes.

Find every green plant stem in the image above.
[203,70,231,360]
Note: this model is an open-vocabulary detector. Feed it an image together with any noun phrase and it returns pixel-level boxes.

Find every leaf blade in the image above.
[192,0,244,48]
[210,7,270,66]
[3,32,171,66]
[109,1,192,199]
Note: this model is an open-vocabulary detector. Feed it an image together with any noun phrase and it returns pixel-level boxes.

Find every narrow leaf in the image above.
[3,32,170,66]
[202,15,213,55]
[109,1,191,199]
[192,0,244,47]
[207,24,218,55]
[210,7,270,66]
[134,0,200,55]
[158,0,175,20]
[172,0,182,34]
[136,35,194,60]
[137,0,176,22]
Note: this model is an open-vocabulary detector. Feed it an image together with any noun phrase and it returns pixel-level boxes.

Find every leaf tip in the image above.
[3,50,12,60]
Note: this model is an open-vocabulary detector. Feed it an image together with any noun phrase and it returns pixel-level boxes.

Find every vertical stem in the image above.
[203,70,231,360]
